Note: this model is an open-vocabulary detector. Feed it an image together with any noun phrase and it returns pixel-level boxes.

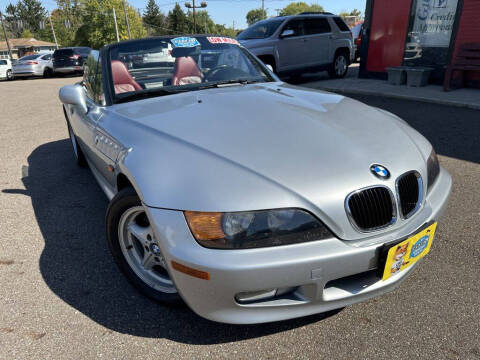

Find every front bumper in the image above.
[145,167,452,324]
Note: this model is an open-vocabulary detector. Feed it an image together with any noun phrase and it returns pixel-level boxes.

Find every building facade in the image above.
[0,38,58,60]
[359,0,480,87]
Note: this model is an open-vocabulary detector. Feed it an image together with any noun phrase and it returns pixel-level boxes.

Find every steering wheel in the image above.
[205,65,232,81]
[206,65,251,82]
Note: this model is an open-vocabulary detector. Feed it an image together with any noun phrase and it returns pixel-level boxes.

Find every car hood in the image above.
[112,83,430,240]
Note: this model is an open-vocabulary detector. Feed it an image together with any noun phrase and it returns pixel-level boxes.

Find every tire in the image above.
[106,187,182,305]
[43,67,53,78]
[328,51,349,79]
[355,50,360,63]
[6,69,13,81]
[66,116,87,167]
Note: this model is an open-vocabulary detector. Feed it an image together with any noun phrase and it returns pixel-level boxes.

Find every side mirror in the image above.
[59,84,88,115]
[280,29,295,38]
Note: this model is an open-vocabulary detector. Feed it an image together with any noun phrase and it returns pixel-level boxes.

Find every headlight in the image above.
[427,148,440,193]
[184,209,333,249]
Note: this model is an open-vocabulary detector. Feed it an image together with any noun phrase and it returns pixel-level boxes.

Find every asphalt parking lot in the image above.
[0,77,479,360]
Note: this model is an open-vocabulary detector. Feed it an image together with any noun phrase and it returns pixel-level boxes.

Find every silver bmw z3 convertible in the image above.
[59,35,452,324]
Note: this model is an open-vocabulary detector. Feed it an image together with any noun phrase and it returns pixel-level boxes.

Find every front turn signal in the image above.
[184,211,225,241]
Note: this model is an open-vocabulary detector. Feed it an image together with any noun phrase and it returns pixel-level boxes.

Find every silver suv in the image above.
[238,13,353,78]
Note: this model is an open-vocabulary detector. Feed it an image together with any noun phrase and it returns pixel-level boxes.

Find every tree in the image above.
[187,10,216,34]
[214,23,236,37]
[246,8,266,26]
[279,2,324,16]
[20,28,34,38]
[50,0,84,46]
[81,0,146,49]
[35,2,84,46]
[4,3,22,37]
[339,9,362,19]
[143,0,167,35]
[167,3,188,33]
[350,9,362,17]
[16,0,47,33]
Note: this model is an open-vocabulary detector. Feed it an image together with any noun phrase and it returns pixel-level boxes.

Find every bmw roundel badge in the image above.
[370,164,390,180]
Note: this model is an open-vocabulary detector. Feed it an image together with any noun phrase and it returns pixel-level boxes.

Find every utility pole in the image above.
[185,1,207,34]
[113,8,120,42]
[262,0,265,19]
[0,11,13,61]
[122,0,131,39]
[48,12,58,49]
[232,20,235,32]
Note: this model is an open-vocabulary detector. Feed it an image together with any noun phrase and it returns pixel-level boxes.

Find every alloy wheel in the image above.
[335,55,347,76]
[118,206,177,294]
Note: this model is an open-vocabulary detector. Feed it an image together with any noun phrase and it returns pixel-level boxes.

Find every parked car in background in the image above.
[0,58,13,80]
[351,23,363,62]
[53,47,91,75]
[12,53,53,79]
[59,35,451,324]
[404,32,423,61]
[238,13,354,78]
[143,42,174,64]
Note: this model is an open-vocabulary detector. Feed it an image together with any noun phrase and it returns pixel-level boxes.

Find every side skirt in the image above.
[85,157,116,201]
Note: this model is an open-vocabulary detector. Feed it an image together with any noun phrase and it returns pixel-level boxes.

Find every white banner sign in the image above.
[412,0,458,47]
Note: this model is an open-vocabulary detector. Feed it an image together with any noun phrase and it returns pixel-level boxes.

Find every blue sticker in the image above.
[410,235,429,258]
[171,37,200,48]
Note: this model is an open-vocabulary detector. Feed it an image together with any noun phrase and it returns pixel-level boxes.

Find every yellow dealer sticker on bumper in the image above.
[382,222,437,281]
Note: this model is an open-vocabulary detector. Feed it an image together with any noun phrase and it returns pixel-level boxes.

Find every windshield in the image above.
[109,36,273,102]
[237,19,284,40]
[54,49,74,57]
[19,54,41,61]
[352,23,363,38]
[75,47,91,55]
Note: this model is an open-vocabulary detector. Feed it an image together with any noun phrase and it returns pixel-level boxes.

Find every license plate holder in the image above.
[378,222,437,281]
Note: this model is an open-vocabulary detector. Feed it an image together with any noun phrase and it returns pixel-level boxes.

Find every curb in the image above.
[315,86,480,111]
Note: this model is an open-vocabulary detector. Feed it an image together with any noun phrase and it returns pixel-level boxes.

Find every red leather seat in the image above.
[111,60,142,94]
[172,57,203,86]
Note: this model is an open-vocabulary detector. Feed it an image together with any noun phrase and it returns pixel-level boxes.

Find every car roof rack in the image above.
[299,12,334,15]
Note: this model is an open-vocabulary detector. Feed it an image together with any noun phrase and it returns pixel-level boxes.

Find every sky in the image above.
[0,0,367,30]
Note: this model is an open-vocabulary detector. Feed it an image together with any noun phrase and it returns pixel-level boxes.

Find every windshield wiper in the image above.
[199,79,261,90]
[115,88,185,104]
[116,79,263,103]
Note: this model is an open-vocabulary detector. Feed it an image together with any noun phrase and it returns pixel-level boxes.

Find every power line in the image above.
[142,20,184,34]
